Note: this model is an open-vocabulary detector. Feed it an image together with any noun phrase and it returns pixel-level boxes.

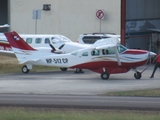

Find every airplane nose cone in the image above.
[149,51,157,57]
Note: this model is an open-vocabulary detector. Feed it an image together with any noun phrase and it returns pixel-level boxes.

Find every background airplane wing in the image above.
[0,50,15,57]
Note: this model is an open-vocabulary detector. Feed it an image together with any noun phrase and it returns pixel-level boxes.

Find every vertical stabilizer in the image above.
[4,31,35,50]
[4,31,37,64]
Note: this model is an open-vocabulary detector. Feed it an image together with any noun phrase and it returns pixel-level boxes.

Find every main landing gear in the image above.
[101,72,110,80]
[100,68,110,80]
[22,65,30,73]
[74,68,84,73]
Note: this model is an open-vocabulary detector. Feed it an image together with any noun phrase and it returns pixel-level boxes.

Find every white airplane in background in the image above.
[0,31,90,57]
[4,31,156,80]
[0,24,10,28]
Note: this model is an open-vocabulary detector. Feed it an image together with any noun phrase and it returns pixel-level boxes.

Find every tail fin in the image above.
[4,31,37,64]
[4,31,35,50]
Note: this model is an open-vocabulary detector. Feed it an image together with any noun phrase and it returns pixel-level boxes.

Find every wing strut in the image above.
[114,46,121,66]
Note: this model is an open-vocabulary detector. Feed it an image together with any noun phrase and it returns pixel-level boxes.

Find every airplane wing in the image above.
[0,50,15,57]
[95,44,116,50]
[93,37,119,45]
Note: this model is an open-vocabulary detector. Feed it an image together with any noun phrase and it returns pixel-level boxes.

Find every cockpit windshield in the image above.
[117,44,127,53]
[51,35,72,44]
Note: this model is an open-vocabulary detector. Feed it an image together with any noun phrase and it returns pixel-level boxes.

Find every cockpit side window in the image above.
[35,38,42,44]
[71,51,78,56]
[51,37,61,44]
[45,38,50,44]
[117,45,127,53]
[26,38,32,44]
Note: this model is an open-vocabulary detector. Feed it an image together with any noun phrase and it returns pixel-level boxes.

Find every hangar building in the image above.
[0,0,160,53]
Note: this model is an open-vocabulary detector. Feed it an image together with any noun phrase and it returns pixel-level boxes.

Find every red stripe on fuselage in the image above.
[70,59,148,74]
[123,49,148,54]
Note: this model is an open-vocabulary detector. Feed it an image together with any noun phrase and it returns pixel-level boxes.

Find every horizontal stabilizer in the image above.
[19,59,40,64]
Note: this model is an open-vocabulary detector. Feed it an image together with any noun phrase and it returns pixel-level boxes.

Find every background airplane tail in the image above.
[4,31,37,64]
[4,31,35,50]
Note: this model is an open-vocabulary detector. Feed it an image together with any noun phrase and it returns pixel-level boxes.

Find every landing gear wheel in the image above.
[134,72,141,79]
[60,67,68,71]
[22,65,29,73]
[101,72,110,80]
[74,68,84,73]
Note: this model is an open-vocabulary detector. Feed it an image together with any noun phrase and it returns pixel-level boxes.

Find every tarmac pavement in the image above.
[0,65,160,95]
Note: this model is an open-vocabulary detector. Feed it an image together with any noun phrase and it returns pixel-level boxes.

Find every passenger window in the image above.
[102,49,109,55]
[82,52,88,56]
[35,38,42,44]
[91,50,99,56]
[45,38,50,44]
[26,38,32,44]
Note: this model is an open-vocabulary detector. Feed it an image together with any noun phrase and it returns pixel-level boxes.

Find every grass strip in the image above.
[0,107,160,120]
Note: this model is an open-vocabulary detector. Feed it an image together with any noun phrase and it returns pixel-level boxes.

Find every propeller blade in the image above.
[49,44,56,51]
[58,44,65,49]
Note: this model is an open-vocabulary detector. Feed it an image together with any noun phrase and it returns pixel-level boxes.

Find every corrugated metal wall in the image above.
[126,0,160,20]
[126,0,160,53]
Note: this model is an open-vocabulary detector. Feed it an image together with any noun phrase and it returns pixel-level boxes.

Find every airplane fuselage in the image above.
[0,34,90,57]
[21,46,150,74]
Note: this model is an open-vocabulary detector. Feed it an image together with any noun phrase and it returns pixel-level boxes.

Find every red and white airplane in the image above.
[4,31,156,80]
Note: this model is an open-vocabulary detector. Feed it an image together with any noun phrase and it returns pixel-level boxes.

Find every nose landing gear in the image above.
[134,71,142,79]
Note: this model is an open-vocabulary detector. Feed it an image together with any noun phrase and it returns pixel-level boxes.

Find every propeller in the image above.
[58,44,65,50]
[50,44,56,51]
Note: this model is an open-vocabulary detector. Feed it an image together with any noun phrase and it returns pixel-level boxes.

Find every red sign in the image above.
[96,10,104,19]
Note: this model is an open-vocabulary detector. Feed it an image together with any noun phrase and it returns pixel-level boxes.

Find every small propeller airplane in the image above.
[0,32,90,57]
[4,31,156,80]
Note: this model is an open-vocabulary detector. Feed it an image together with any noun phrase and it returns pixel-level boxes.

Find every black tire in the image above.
[60,67,68,71]
[101,72,110,80]
[22,65,29,73]
[134,72,142,79]
[74,68,84,73]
